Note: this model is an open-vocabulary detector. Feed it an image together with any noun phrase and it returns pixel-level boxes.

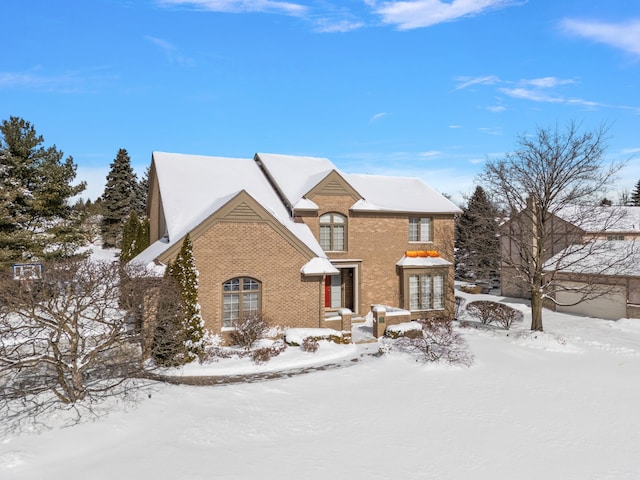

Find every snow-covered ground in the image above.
[2,289,640,479]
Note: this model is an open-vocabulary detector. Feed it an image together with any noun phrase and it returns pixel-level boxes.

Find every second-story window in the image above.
[409,217,431,242]
[319,213,346,251]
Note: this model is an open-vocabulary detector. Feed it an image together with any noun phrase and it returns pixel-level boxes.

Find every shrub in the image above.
[493,304,524,330]
[385,322,423,339]
[466,300,524,330]
[251,341,287,364]
[460,285,482,294]
[454,296,466,320]
[466,300,499,325]
[301,337,319,353]
[394,319,473,366]
[230,313,269,350]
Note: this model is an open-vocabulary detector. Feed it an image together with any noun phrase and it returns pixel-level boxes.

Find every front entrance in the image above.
[324,267,356,312]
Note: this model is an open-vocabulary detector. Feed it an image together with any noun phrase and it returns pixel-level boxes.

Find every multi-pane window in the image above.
[319,213,346,251]
[409,217,431,242]
[408,273,444,311]
[223,277,261,328]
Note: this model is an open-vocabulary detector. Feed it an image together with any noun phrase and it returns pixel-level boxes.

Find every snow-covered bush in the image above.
[285,328,350,346]
[251,341,287,364]
[392,319,473,366]
[230,313,270,350]
[466,300,524,330]
[493,304,524,330]
[301,336,319,353]
[0,257,150,432]
[385,321,423,339]
[466,300,498,325]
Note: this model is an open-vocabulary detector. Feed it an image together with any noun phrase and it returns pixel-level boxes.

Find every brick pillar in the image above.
[372,305,386,338]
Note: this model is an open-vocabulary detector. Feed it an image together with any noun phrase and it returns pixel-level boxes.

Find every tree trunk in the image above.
[530,289,543,331]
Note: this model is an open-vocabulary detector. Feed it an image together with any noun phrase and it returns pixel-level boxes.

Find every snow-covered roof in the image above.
[132,152,330,265]
[347,173,461,214]
[396,254,453,267]
[255,153,335,209]
[546,240,640,277]
[555,206,640,233]
[300,257,339,276]
[256,152,461,214]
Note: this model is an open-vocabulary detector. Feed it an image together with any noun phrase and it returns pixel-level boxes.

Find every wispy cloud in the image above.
[370,112,389,122]
[455,74,638,112]
[313,18,364,33]
[499,87,564,103]
[521,76,576,88]
[560,18,640,56]
[454,75,501,90]
[418,150,441,158]
[369,0,521,30]
[145,36,194,66]
[478,126,503,136]
[157,0,307,16]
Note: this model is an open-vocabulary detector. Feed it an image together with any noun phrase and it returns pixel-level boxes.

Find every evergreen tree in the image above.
[0,116,86,267]
[152,234,205,365]
[632,179,640,206]
[119,210,139,262]
[101,148,138,248]
[119,211,150,262]
[455,186,500,281]
[134,166,150,217]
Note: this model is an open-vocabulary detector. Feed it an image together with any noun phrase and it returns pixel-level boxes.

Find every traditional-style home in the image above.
[132,152,461,336]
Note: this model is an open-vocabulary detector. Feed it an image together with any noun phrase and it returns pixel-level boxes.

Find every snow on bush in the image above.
[284,328,347,346]
[384,319,473,366]
[466,300,524,330]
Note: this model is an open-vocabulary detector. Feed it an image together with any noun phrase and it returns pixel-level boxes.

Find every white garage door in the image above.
[555,281,627,320]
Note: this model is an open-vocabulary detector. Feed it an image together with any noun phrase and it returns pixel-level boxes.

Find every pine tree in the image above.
[134,166,150,217]
[101,148,138,248]
[455,186,500,281]
[119,211,150,262]
[152,234,205,365]
[0,117,86,267]
[632,179,640,206]
[119,210,139,262]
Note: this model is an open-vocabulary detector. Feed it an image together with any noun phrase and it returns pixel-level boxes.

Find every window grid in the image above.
[408,273,445,311]
[222,277,261,328]
[409,217,432,242]
[319,213,347,251]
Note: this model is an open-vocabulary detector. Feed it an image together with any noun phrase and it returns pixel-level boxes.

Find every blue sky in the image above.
[2,0,639,204]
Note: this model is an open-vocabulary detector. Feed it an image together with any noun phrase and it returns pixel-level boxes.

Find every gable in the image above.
[305,170,362,202]
[155,190,319,264]
[222,201,263,221]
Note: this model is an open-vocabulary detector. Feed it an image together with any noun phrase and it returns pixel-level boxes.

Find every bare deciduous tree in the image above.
[0,258,155,431]
[480,121,634,331]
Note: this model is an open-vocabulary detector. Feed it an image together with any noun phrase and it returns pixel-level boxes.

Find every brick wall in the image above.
[185,221,322,332]
[303,193,456,318]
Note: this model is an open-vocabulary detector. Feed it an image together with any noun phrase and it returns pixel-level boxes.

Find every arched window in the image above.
[222,277,261,328]
[319,212,346,251]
